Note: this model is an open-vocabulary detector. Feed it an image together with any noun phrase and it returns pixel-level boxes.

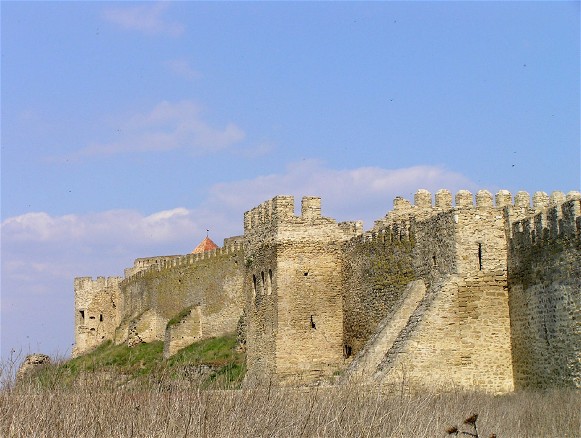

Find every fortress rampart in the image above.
[73,188,580,393]
[507,192,581,389]
[73,243,245,357]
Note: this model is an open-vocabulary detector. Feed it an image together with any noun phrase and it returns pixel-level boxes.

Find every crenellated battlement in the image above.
[124,256,181,278]
[74,276,123,292]
[243,195,295,232]
[243,195,340,233]
[120,242,244,286]
[374,189,579,231]
[353,222,414,246]
[510,192,581,245]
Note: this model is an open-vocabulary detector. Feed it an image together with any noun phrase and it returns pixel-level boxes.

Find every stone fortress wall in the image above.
[74,243,245,357]
[345,189,515,393]
[73,188,581,393]
[507,192,581,388]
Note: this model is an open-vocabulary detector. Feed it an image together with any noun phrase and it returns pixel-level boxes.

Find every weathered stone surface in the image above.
[508,198,581,389]
[163,306,202,358]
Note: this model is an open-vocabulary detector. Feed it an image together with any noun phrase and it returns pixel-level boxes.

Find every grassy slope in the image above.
[31,333,246,389]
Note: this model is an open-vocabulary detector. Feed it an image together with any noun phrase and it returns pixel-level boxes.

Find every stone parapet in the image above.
[120,243,243,287]
[510,192,581,244]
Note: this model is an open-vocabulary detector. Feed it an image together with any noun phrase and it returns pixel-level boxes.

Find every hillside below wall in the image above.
[508,233,581,389]
[117,250,245,344]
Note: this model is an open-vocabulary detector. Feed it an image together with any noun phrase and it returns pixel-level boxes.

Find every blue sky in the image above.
[1,1,579,359]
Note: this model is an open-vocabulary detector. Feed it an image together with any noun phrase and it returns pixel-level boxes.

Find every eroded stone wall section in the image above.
[163,305,202,358]
[73,276,122,356]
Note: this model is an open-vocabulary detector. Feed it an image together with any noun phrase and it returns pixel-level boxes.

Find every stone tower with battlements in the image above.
[243,195,362,384]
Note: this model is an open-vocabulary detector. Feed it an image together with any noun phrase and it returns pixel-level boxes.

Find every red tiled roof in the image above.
[191,236,219,254]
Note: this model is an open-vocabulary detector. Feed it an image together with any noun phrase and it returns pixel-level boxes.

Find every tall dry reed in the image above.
[1,359,579,437]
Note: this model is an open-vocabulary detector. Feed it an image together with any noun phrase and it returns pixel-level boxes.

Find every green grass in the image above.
[24,334,245,388]
[166,335,246,387]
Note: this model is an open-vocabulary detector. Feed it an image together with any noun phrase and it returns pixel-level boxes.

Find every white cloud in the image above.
[75,101,245,158]
[1,207,201,246]
[102,2,184,37]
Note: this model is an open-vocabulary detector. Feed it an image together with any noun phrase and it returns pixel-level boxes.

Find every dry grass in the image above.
[1,359,579,438]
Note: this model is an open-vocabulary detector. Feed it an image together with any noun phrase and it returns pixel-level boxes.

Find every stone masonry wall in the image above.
[508,193,581,389]
[275,242,345,384]
[73,276,122,356]
[116,246,244,346]
[244,244,278,383]
[346,190,515,393]
[375,273,513,394]
[72,188,580,392]
[342,190,458,359]
[342,228,416,357]
[385,190,512,393]
[163,305,203,358]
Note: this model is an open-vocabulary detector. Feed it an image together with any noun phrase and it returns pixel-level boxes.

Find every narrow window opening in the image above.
[267,269,273,295]
[99,314,103,322]
[79,310,85,322]
[304,271,309,276]
[89,316,95,320]
[344,345,352,358]
[478,243,483,271]
[432,255,437,267]
[261,272,265,294]
[252,274,257,298]
[310,315,316,329]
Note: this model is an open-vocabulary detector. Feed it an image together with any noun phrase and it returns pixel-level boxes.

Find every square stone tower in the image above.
[243,195,361,384]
